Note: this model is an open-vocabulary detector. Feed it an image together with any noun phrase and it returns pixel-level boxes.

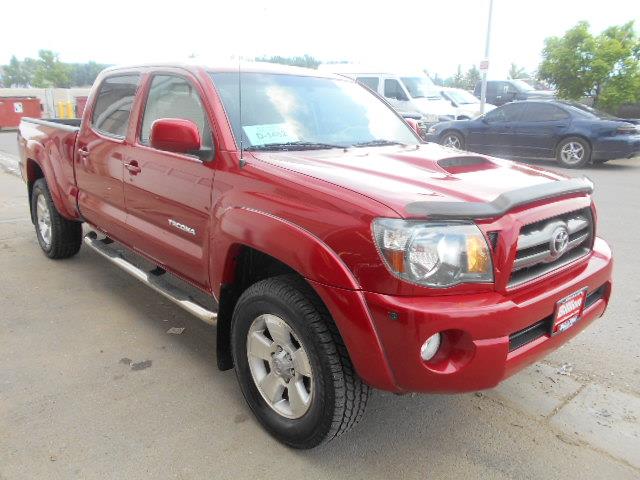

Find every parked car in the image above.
[321,65,458,123]
[426,100,640,168]
[439,87,496,119]
[18,63,612,448]
[474,80,554,106]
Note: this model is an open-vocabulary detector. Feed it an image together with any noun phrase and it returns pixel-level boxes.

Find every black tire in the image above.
[231,275,370,449]
[31,178,82,259]
[556,136,591,168]
[440,130,465,150]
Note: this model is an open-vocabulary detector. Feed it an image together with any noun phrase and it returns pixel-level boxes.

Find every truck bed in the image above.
[21,117,82,130]
[18,117,82,221]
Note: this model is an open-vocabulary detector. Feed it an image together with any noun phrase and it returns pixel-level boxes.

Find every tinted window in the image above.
[356,77,379,91]
[384,79,408,101]
[92,75,139,137]
[484,103,524,122]
[141,75,212,148]
[486,82,497,95]
[523,103,569,122]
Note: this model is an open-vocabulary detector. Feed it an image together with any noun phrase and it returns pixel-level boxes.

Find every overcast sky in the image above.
[1,0,638,78]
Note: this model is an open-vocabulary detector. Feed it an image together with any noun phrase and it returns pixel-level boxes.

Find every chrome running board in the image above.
[84,232,217,325]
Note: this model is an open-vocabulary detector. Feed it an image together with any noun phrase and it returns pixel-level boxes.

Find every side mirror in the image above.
[150,118,201,154]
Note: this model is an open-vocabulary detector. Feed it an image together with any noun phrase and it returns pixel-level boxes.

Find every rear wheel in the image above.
[231,275,370,449]
[440,131,465,150]
[556,137,591,168]
[31,178,82,259]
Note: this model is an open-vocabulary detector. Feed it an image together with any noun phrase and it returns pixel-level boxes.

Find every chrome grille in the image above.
[509,208,593,288]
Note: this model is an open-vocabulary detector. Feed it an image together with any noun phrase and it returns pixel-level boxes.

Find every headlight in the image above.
[372,219,493,287]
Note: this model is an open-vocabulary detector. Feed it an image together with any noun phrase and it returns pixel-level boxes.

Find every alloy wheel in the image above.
[36,194,52,248]
[560,142,585,165]
[246,314,313,419]
[443,134,462,150]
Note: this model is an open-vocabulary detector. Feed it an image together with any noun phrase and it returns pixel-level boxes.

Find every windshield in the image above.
[400,77,441,100]
[443,89,479,105]
[511,79,535,92]
[210,73,418,150]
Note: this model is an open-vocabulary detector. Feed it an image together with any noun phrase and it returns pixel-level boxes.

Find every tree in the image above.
[445,65,465,88]
[463,65,480,90]
[508,63,527,79]
[32,50,71,88]
[70,61,107,86]
[2,55,32,87]
[255,54,320,69]
[539,21,640,110]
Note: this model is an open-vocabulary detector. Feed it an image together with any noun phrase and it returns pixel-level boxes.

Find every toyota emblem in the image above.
[550,226,569,258]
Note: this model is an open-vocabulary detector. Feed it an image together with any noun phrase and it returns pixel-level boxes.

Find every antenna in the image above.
[238,56,245,166]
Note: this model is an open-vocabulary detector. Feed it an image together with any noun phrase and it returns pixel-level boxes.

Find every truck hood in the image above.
[252,143,569,218]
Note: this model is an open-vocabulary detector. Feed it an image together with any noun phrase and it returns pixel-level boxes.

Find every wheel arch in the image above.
[439,129,466,146]
[555,134,593,158]
[211,207,397,391]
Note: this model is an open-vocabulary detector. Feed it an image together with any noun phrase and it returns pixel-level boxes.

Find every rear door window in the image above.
[523,103,570,122]
[91,75,140,137]
[356,77,379,92]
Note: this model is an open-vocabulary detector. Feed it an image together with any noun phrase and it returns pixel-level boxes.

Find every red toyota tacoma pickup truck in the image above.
[17,63,613,449]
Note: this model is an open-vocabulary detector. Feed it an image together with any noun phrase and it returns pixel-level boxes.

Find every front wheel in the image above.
[556,137,591,168]
[440,131,465,150]
[231,275,370,449]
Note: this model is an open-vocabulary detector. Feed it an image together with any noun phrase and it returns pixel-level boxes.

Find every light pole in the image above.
[479,0,494,114]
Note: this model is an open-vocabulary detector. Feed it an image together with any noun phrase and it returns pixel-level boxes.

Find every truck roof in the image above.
[102,62,343,79]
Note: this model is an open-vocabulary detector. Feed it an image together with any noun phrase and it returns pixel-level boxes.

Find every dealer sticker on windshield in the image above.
[551,287,588,335]
[243,123,299,146]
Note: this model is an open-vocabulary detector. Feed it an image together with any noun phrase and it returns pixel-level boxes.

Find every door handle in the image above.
[125,161,141,175]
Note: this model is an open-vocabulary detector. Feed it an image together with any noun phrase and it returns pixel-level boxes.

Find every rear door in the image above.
[513,103,571,158]
[123,72,215,288]
[75,74,140,240]
[467,102,525,155]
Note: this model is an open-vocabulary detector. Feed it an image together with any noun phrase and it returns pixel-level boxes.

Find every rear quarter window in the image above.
[91,75,140,138]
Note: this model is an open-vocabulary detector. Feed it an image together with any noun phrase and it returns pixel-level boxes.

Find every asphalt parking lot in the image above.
[0,130,639,479]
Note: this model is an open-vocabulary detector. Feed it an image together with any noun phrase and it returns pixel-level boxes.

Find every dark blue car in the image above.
[425,100,640,168]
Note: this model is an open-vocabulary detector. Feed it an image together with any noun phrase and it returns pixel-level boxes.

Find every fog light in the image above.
[420,333,441,361]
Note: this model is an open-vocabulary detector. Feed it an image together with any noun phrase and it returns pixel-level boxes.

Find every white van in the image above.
[320,65,458,123]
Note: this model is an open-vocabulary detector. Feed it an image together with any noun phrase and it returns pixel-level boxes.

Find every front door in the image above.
[467,102,525,156]
[123,73,216,288]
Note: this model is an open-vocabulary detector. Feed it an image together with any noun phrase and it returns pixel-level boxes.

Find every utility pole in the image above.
[479,0,494,114]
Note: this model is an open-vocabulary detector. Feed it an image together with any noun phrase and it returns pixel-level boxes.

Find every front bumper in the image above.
[363,237,612,393]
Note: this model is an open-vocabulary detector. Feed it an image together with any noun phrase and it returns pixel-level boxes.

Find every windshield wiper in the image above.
[352,140,405,147]
[246,141,344,151]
